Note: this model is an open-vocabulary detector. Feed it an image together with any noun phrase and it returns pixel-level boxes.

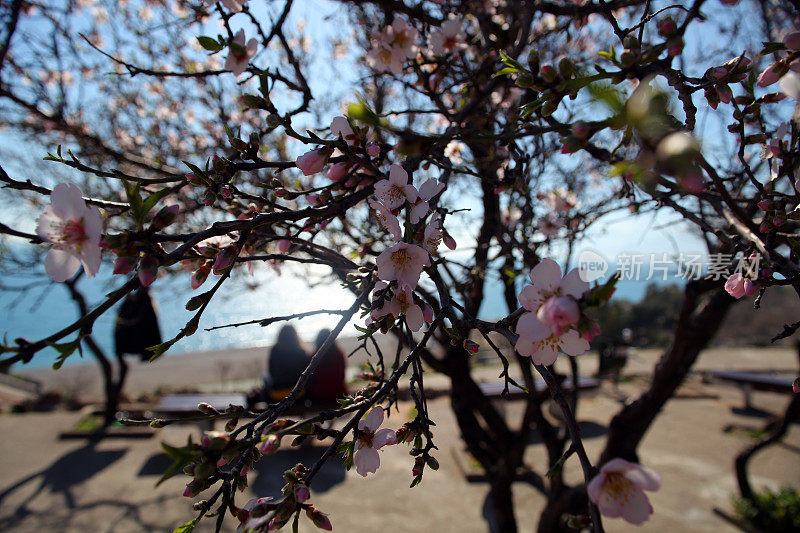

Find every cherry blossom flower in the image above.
[327,162,350,181]
[36,183,103,282]
[330,116,357,145]
[372,284,425,331]
[429,16,466,56]
[422,214,444,254]
[376,242,430,288]
[225,29,257,77]
[367,17,419,74]
[374,164,418,209]
[296,148,327,176]
[779,70,800,100]
[587,458,661,525]
[514,259,590,365]
[369,198,402,241]
[410,178,445,224]
[353,406,396,476]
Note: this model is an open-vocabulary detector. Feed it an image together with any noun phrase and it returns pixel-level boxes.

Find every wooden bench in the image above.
[701,370,795,410]
[478,376,600,401]
[155,393,341,432]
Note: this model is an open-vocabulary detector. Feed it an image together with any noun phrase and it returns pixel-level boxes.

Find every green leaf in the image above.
[197,36,223,52]
[346,102,382,128]
[141,188,172,220]
[172,517,200,533]
[147,339,177,361]
[760,41,786,55]
[493,66,521,78]
[122,180,144,228]
[498,50,524,70]
[410,474,423,488]
[158,437,196,486]
[583,273,620,307]
[50,337,84,370]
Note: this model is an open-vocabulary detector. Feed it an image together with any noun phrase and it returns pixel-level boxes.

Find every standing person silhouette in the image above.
[114,286,162,361]
[264,325,310,401]
[308,329,347,402]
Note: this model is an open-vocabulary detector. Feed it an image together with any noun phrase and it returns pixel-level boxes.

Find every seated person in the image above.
[307,329,347,402]
[263,325,310,401]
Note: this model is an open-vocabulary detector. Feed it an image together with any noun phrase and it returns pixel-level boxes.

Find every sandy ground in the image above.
[1,345,798,532]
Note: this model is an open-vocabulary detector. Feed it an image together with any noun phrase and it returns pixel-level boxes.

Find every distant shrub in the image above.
[733,487,800,533]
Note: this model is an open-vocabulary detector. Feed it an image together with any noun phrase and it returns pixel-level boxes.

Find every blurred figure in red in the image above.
[308,329,347,402]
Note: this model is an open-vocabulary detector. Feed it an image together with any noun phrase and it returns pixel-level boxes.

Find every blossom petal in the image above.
[516,312,551,342]
[587,472,607,505]
[83,206,103,244]
[559,330,590,356]
[624,465,661,491]
[50,183,86,220]
[360,406,384,432]
[79,241,103,278]
[45,247,81,282]
[373,428,396,449]
[405,304,424,332]
[531,345,558,366]
[560,268,589,298]
[518,285,543,311]
[619,488,653,525]
[418,178,444,201]
[353,447,380,477]
[530,258,561,292]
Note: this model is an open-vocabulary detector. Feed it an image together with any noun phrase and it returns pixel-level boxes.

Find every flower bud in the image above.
[305,506,332,531]
[191,264,211,289]
[212,246,237,274]
[113,256,137,275]
[294,483,310,503]
[151,204,179,231]
[260,433,281,455]
[463,339,479,354]
[138,255,158,287]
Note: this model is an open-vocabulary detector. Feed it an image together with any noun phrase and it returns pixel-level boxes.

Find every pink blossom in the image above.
[376,242,429,289]
[410,178,445,224]
[276,239,291,253]
[514,259,590,364]
[330,116,357,145]
[372,284,425,331]
[225,30,257,77]
[36,183,103,282]
[429,16,466,56]
[515,313,590,365]
[369,198,402,241]
[327,162,350,181]
[367,17,419,74]
[295,149,327,176]
[724,273,758,298]
[374,164,418,209]
[422,214,443,254]
[779,71,800,100]
[587,458,661,525]
[353,406,396,476]
[536,296,580,335]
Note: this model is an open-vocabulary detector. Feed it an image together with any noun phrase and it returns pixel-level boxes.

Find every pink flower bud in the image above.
[305,193,321,206]
[113,256,137,275]
[212,246,236,274]
[667,43,683,57]
[296,149,327,176]
[758,199,772,210]
[443,234,457,250]
[463,339,479,353]
[717,84,732,104]
[743,278,759,296]
[151,204,179,230]
[793,377,800,394]
[537,296,580,334]
[276,239,291,253]
[367,143,380,157]
[260,434,281,455]
[724,273,747,299]
[327,162,349,181]
[191,264,211,289]
[422,304,434,323]
[294,484,310,503]
[784,32,800,51]
[757,63,786,87]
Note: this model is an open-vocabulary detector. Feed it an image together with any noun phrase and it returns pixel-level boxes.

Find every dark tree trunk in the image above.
[65,275,127,427]
[735,344,800,500]
[601,281,735,463]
